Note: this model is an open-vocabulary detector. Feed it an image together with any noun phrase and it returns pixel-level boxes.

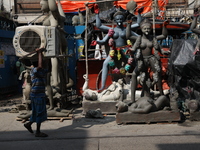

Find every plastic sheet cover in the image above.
[168,39,200,101]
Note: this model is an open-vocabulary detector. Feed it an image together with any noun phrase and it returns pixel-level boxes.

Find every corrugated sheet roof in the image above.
[167,0,188,8]
[15,0,41,13]
[14,0,69,13]
[168,0,187,3]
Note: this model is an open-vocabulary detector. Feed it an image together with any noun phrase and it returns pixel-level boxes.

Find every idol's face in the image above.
[114,15,124,26]
[141,25,151,35]
[116,101,128,112]
[40,0,49,12]
[128,58,133,64]
[108,38,114,47]
[110,50,115,57]
[108,29,114,37]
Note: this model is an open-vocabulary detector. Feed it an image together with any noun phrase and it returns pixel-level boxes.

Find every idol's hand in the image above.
[93,4,99,14]
[137,7,144,14]
[90,40,97,46]
[163,20,170,27]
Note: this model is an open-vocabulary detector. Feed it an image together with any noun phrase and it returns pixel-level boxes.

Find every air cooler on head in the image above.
[13,25,60,58]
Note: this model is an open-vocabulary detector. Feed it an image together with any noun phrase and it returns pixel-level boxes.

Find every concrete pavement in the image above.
[0,95,200,150]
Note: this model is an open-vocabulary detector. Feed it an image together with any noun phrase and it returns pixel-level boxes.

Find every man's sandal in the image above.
[24,123,33,133]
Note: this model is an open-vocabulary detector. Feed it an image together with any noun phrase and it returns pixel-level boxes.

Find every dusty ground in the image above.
[0,94,23,112]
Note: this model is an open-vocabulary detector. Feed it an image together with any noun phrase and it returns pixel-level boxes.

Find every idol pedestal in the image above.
[82,99,118,115]
[116,111,182,124]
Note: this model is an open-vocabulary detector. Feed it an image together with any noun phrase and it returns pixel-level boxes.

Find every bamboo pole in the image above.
[86,0,119,5]
[152,0,156,38]
[152,0,156,91]
[84,3,89,81]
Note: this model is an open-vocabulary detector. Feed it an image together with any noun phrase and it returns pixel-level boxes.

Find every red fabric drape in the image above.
[61,1,95,13]
[61,0,168,15]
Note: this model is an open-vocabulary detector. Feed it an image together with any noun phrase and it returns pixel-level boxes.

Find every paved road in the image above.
[0,95,200,150]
